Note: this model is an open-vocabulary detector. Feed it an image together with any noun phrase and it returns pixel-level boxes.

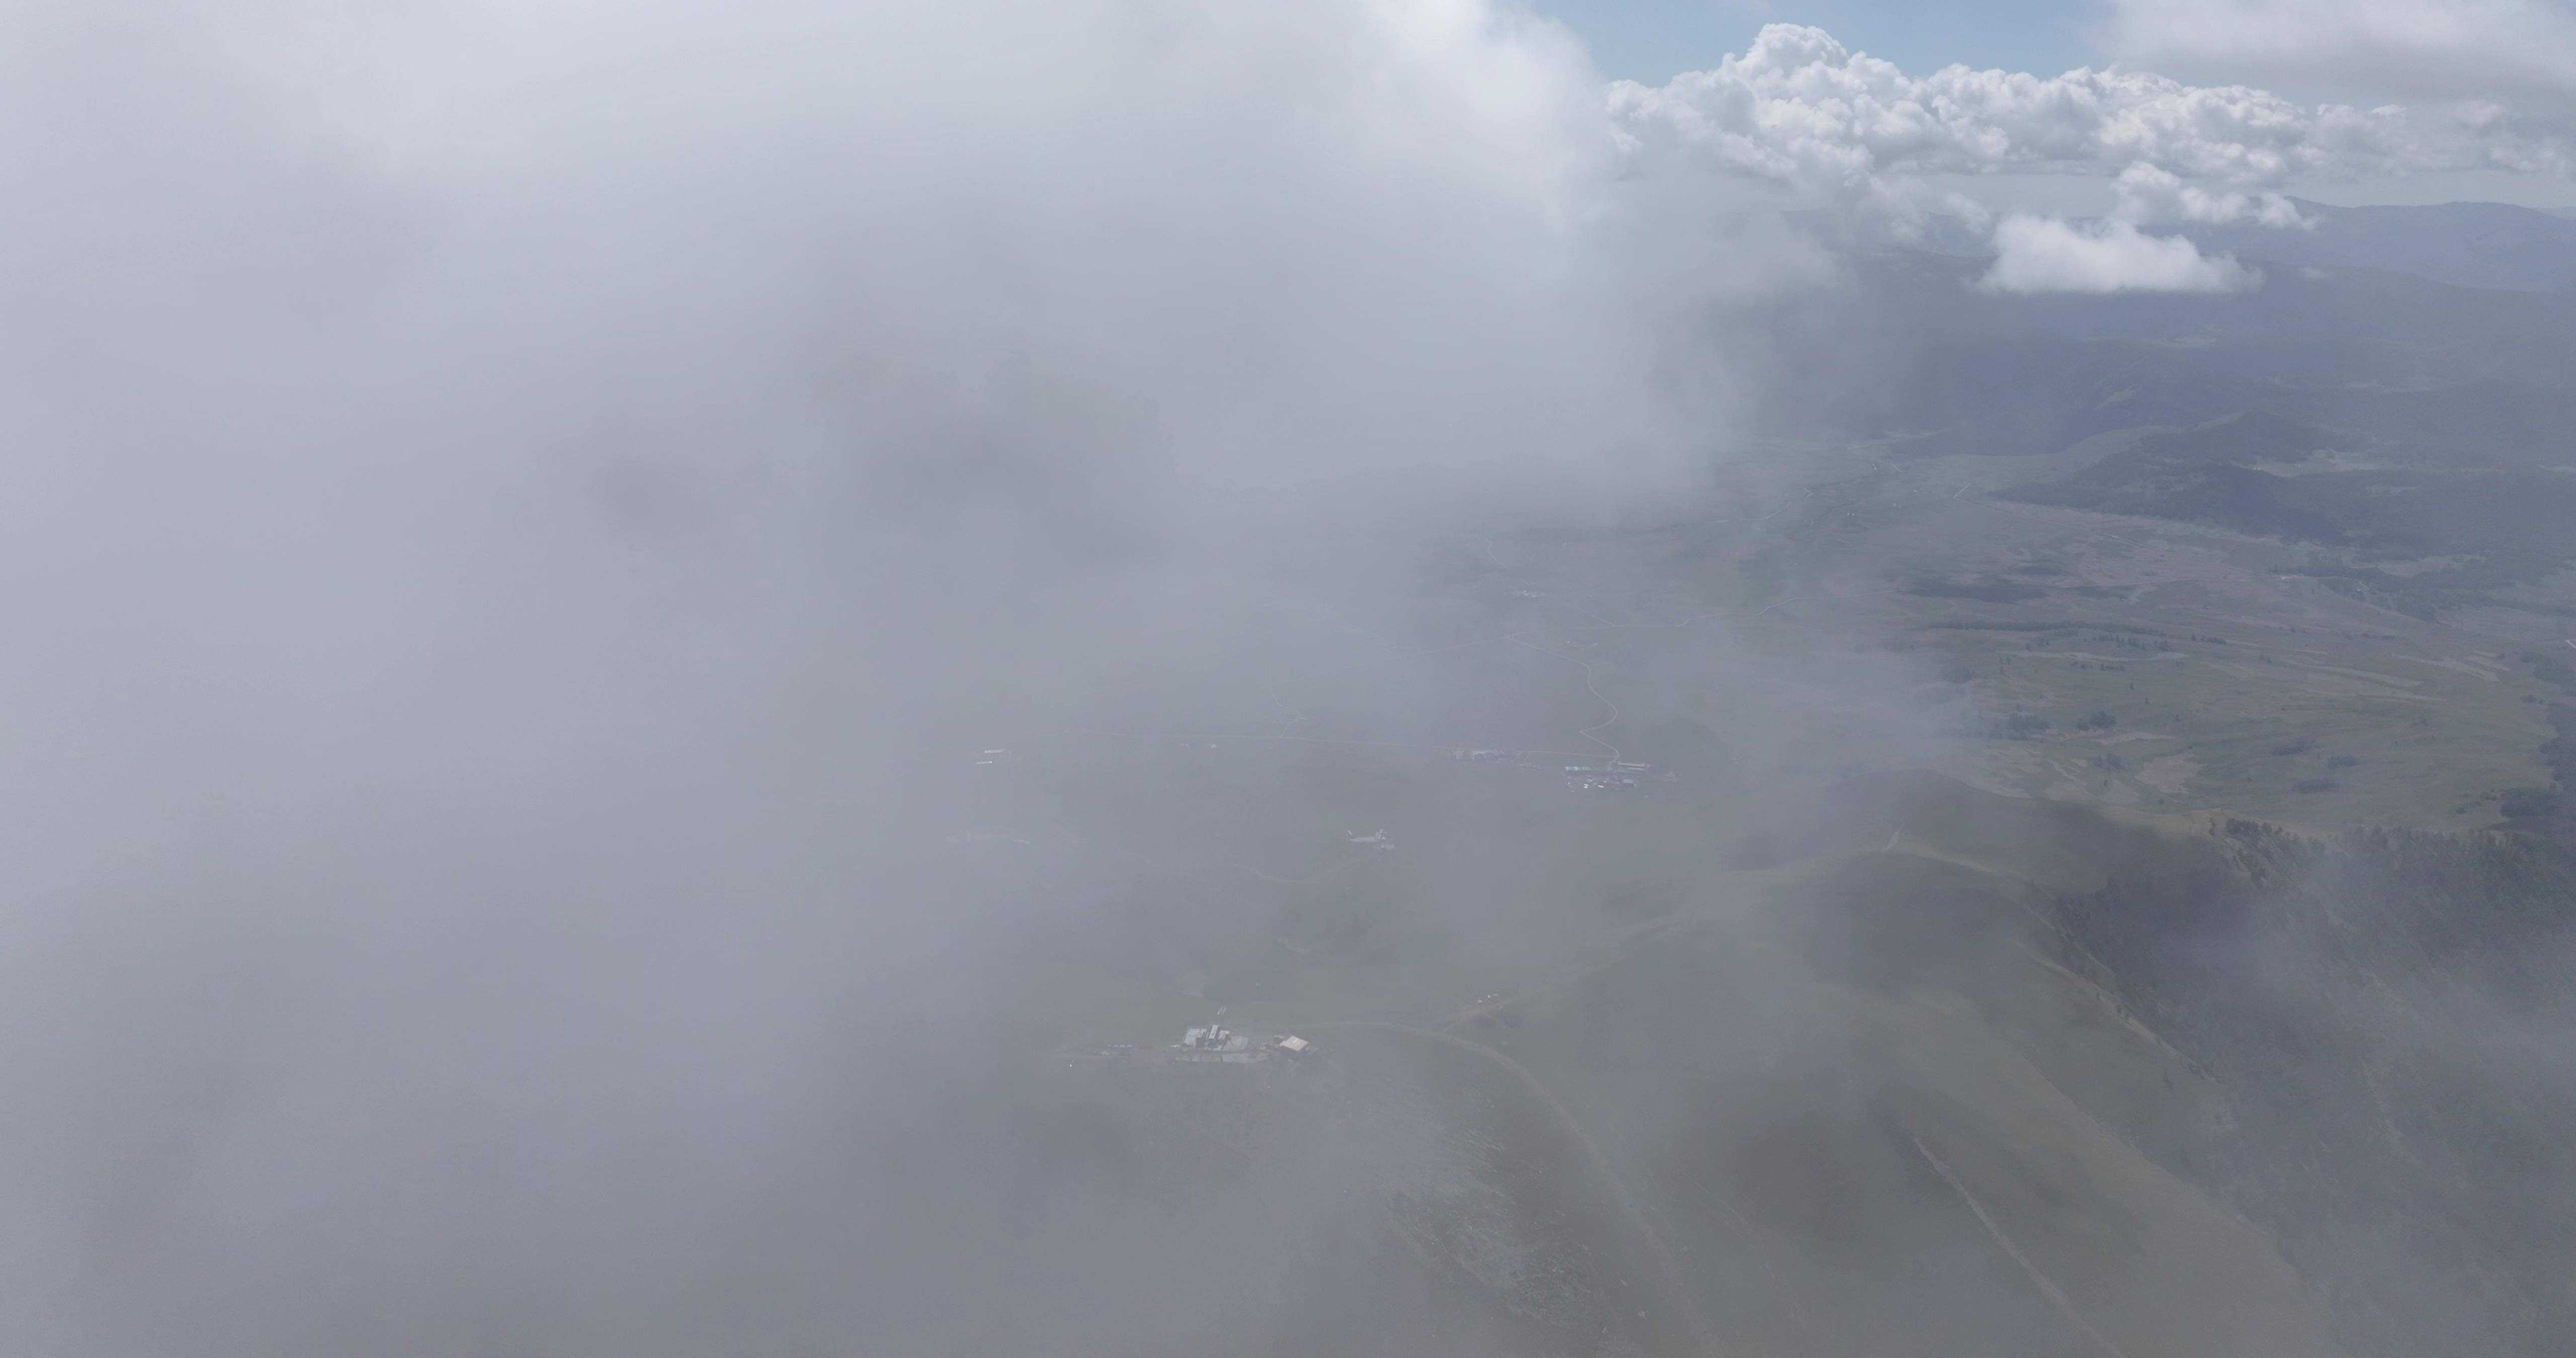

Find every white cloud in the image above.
[2113,163,2312,227]
[1608,22,2570,289]
[1609,24,2571,202]
[1980,215,2259,293]
[2106,0,2576,101]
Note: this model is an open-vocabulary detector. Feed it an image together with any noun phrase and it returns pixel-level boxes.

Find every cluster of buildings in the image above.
[1175,1018,1316,1065]
[1056,1015,1319,1071]
[1563,760,1653,792]
[1446,748,1667,791]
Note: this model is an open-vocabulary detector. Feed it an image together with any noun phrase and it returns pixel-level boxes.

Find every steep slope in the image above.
[1457,776,2576,1357]
[2049,817,2576,1358]
[1440,806,2348,1358]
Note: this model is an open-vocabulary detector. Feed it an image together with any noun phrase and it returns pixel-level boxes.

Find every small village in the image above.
[1057,1011,1317,1070]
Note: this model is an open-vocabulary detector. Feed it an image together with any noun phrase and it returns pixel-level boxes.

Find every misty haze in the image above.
[4,1,2575,1354]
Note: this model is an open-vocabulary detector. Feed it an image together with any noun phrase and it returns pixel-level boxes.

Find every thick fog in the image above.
[12,2,2573,1354]
[0,2,1782,1352]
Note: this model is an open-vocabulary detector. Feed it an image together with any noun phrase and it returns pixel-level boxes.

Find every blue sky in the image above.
[1539,0,2101,83]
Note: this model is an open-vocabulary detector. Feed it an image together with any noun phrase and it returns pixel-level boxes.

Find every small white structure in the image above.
[1179,1021,1256,1060]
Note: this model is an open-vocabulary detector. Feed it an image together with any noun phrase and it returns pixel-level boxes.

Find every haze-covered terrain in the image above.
[2,3,2572,1356]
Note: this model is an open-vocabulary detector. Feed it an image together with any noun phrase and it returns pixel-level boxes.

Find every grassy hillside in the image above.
[2049,815,2576,1358]
[1458,836,2347,1358]
[1100,776,2576,1357]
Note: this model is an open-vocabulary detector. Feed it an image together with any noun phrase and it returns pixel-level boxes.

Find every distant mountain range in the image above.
[2191,199,2576,292]
[1735,199,2576,470]
[1725,198,2576,625]
[1784,198,2576,291]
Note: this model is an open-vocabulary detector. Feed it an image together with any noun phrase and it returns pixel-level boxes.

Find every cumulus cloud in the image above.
[2107,0,2576,101]
[1612,24,2571,200]
[1980,215,2260,293]
[1608,23,2569,290]
[2113,162,2312,227]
